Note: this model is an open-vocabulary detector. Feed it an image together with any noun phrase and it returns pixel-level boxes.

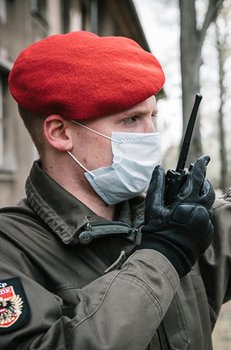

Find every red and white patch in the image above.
[0,278,30,333]
[0,285,23,328]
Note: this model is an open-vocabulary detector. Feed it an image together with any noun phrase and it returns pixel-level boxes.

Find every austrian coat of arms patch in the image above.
[0,277,30,333]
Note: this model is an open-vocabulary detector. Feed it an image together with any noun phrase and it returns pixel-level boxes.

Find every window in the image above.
[0,71,5,166]
[0,67,10,169]
[0,0,7,24]
[0,57,16,178]
[30,0,47,27]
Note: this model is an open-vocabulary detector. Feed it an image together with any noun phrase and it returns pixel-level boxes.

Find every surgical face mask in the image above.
[68,122,161,205]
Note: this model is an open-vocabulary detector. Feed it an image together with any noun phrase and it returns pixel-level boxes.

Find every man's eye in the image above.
[124,116,138,125]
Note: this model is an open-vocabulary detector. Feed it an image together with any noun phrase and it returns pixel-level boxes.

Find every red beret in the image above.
[9,31,165,120]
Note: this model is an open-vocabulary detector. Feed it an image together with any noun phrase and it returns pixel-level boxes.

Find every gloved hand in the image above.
[140,155,215,278]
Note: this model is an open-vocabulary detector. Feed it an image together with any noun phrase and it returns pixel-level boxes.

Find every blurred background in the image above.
[0,0,230,348]
[134,0,231,197]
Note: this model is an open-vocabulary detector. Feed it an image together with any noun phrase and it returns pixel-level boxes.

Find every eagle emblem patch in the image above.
[0,277,30,333]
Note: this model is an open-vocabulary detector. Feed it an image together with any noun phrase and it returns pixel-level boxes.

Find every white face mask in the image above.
[68,122,161,205]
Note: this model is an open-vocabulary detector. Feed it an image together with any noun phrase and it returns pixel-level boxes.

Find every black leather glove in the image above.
[140,155,215,278]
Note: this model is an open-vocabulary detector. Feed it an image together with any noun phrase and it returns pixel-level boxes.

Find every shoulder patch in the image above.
[0,277,30,333]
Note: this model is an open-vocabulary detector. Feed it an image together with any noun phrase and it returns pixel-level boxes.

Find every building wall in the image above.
[0,0,50,206]
[0,0,148,206]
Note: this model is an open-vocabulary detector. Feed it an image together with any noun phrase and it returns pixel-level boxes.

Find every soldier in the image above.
[0,31,227,350]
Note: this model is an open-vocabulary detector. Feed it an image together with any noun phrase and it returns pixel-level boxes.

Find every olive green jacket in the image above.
[0,161,230,349]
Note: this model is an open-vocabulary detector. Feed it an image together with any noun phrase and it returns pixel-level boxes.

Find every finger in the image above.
[188,155,210,192]
[190,155,210,177]
[145,165,166,214]
[199,179,215,208]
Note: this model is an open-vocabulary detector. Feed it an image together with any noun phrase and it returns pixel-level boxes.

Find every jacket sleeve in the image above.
[0,249,179,350]
[199,197,231,328]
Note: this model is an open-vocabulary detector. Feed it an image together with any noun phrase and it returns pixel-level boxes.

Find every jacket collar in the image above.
[25,161,145,245]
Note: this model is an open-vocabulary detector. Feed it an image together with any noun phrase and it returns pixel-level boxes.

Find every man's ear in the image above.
[43,115,73,151]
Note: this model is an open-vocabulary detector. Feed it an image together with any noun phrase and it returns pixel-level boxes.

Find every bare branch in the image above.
[199,0,225,46]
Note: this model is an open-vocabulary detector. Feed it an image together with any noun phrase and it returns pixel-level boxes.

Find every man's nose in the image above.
[144,118,156,133]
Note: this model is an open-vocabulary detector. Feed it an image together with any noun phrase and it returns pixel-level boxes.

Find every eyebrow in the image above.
[125,108,158,116]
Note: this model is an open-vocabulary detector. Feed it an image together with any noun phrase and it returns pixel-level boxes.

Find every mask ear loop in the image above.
[72,120,120,143]
[69,120,121,177]
[67,151,95,177]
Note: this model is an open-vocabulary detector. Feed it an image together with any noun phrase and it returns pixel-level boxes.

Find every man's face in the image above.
[70,95,158,172]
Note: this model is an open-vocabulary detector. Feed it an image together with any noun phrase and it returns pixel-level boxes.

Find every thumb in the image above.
[145,165,166,219]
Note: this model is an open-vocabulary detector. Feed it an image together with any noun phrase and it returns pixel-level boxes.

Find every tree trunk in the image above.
[215,21,228,192]
[179,0,201,164]
[179,0,224,164]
